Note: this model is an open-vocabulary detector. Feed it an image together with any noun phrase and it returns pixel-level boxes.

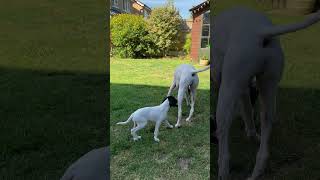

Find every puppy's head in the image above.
[162,96,178,107]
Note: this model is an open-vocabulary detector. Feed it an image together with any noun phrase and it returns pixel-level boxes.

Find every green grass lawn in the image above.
[211,1,320,179]
[0,1,107,179]
[110,58,210,179]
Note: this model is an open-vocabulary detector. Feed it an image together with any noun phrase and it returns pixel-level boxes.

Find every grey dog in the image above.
[211,6,320,180]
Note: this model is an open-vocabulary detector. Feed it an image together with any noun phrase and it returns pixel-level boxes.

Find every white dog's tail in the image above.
[192,65,210,75]
[116,113,133,125]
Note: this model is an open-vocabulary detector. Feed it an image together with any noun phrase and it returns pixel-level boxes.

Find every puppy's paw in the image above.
[186,118,191,122]
[175,123,181,128]
[168,125,174,129]
[137,136,142,139]
[154,137,160,142]
[133,137,139,141]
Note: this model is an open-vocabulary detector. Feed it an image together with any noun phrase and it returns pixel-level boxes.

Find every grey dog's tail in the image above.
[116,113,133,125]
[260,10,320,38]
[192,65,210,75]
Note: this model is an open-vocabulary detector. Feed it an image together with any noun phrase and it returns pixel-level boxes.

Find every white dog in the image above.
[117,96,178,142]
[167,64,209,128]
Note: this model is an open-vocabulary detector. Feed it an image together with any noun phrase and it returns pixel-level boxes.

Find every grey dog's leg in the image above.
[248,80,278,180]
[186,85,196,122]
[185,90,190,106]
[217,83,241,180]
[175,86,186,128]
[167,81,176,96]
[239,90,259,140]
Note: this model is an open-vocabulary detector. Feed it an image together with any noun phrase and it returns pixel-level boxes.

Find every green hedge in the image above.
[110,14,158,58]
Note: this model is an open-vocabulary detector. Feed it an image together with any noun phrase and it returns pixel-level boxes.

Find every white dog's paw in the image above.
[133,137,139,141]
[175,123,181,128]
[168,125,174,129]
[186,118,191,122]
[154,137,160,142]
[137,136,142,139]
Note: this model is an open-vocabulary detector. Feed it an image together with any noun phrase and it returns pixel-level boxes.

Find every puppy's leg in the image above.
[154,121,162,142]
[175,86,186,128]
[248,80,278,180]
[186,86,196,122]
[239,90,259,141]
[167,81,176,96]
[131,121,147,141]
[164,120,173,129]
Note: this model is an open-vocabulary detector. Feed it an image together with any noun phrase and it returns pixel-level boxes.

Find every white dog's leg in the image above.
[175,86,186,128]
[186,87,196,122]
[131,121,147,141]
[248,81,277,180]
[167,81,176,96]
[154,121,161,142]
[164,120,173,128]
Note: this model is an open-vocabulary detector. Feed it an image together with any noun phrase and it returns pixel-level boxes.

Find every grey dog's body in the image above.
[167,64,209,127]
[211,6,320,180]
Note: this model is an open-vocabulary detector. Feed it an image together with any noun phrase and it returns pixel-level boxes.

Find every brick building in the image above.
[110,0,151,18]
[189,0,210,62]
[132,0,152,18]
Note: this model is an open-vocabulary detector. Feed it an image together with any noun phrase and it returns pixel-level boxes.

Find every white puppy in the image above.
[167,64,209,128]
[117,96,178,142]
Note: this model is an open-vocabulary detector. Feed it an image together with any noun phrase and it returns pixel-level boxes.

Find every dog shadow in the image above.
[210,87,320,179]
[0,66,108,179]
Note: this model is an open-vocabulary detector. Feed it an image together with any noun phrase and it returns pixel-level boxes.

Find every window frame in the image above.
[200,11,210,49]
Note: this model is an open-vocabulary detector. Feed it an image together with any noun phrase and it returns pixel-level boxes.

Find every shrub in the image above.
[183,33,191,55]
[110,14,158,58]
[147,1,183,56]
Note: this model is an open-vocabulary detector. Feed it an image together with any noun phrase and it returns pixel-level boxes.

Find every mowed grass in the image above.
[110,58,210,179]
[210,1,320,179]
[0,1,107,179]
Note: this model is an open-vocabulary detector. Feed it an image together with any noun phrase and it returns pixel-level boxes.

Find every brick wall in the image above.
[190,14,203,62]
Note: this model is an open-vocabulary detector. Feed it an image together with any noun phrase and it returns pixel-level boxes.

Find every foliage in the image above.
[147,0,183,56]
[110,14,158,58]
[183,33,192,55]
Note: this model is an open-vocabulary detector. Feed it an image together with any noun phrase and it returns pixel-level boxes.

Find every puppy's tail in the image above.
[192,65,210,75]
[260,10,320,38]
[116,114,133,125]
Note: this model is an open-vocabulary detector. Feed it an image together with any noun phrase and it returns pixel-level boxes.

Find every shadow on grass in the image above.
[210,87,320,179]
[110,83,210,179]
[0,66,108,179]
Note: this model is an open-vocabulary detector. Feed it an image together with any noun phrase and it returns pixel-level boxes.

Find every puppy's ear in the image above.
[162,96,168,103]
[167,96,178,107]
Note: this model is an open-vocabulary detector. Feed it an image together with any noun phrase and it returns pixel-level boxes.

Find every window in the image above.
[200,11,210,48]
[123,0,130,12]
[112,0,118,7]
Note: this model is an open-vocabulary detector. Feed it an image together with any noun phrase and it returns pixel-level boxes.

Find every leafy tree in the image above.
[147,0,183,56]
[110,14,158,58]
